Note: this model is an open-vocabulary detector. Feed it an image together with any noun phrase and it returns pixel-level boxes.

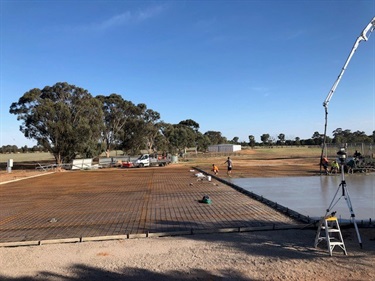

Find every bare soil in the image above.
[1,150,374,280]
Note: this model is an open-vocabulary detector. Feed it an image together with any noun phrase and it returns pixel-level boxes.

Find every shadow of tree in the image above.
[0,265,260,281]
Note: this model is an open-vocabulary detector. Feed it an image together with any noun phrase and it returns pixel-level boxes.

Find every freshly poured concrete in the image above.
[232,174,375,221]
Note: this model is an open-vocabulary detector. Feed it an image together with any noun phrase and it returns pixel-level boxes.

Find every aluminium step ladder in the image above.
[314,216,347,256]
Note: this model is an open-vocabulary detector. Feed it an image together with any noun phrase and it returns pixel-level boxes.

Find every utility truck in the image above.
[133,154,171,168]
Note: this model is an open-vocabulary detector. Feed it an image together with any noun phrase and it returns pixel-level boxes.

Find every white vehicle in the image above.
[133,154,170,168]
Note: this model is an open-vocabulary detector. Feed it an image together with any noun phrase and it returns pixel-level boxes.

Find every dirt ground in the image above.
[1,228,374,281]
[0,151,374,280]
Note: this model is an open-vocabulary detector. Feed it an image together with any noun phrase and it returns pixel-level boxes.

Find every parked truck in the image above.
[132,154,171,168]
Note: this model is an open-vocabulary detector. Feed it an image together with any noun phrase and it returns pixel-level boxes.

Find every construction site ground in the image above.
[0,164,304,245]
[1,150,374,280]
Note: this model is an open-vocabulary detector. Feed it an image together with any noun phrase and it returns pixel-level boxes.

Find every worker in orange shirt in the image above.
[212,164,219,175]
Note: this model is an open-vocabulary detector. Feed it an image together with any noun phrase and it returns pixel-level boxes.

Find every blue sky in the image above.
[1,0,374,147]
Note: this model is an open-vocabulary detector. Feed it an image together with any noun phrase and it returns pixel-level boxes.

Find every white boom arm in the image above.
[323,16,375,108]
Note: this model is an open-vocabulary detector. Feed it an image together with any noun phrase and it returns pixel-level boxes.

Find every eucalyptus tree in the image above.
[178,119,201,148]
[260,133,270,145]
[159,120,205,154]
[231,137,239,144]
[96,94,138,153]
[311,131,324,145]
[120,103,161,154]
[159,122,194,154]
[9,82,104,164]
[332,128,345,144]
[121,116,145,155]
[332,128,356,144]
[159,122,175,153]
[278,133,285,144]
[178,119,200,132]
[248,135,255,147]
[153,131,169,154]
[173,124,197,152]
[204,131,226,145]
[195,131,210,151]
[142,106,162,153]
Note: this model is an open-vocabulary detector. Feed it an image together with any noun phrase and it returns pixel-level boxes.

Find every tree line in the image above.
[249,129,375,147]
[7,82,375,164]
[8,82,226,164]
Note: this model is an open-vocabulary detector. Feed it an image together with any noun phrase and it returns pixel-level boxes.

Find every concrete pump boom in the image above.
[323,16,375,108]
[320,16,375,175]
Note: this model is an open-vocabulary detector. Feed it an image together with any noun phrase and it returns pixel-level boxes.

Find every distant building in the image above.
[208,144,241,153]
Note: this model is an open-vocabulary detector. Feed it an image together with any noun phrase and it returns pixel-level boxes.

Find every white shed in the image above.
[208,144,241,153]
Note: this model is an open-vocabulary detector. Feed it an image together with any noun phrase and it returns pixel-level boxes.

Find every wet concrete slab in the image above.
[0,166,301,244]
[232,173,375,221]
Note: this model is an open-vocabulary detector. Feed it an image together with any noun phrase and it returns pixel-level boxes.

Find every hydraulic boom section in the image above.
[323,16,375,109]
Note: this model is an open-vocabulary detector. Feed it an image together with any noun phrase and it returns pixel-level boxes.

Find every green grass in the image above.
[0,147,322,164]
[0,152,55,163]
[251,146,322,158]
[0,150,128,164]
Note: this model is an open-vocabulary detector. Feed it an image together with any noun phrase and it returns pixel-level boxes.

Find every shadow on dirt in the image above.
[2,228,374,281]
[0,265,259,281]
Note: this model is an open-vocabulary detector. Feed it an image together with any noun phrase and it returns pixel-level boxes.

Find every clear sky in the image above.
[1,0,374,147]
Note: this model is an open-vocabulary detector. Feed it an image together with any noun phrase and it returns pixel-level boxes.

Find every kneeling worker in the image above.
[212,164,219,175]
[330,160,340,174]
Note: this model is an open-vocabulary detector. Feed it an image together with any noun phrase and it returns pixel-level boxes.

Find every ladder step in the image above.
[321,226,339,230]
[327,229,341,233]
[330,241,345,245]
